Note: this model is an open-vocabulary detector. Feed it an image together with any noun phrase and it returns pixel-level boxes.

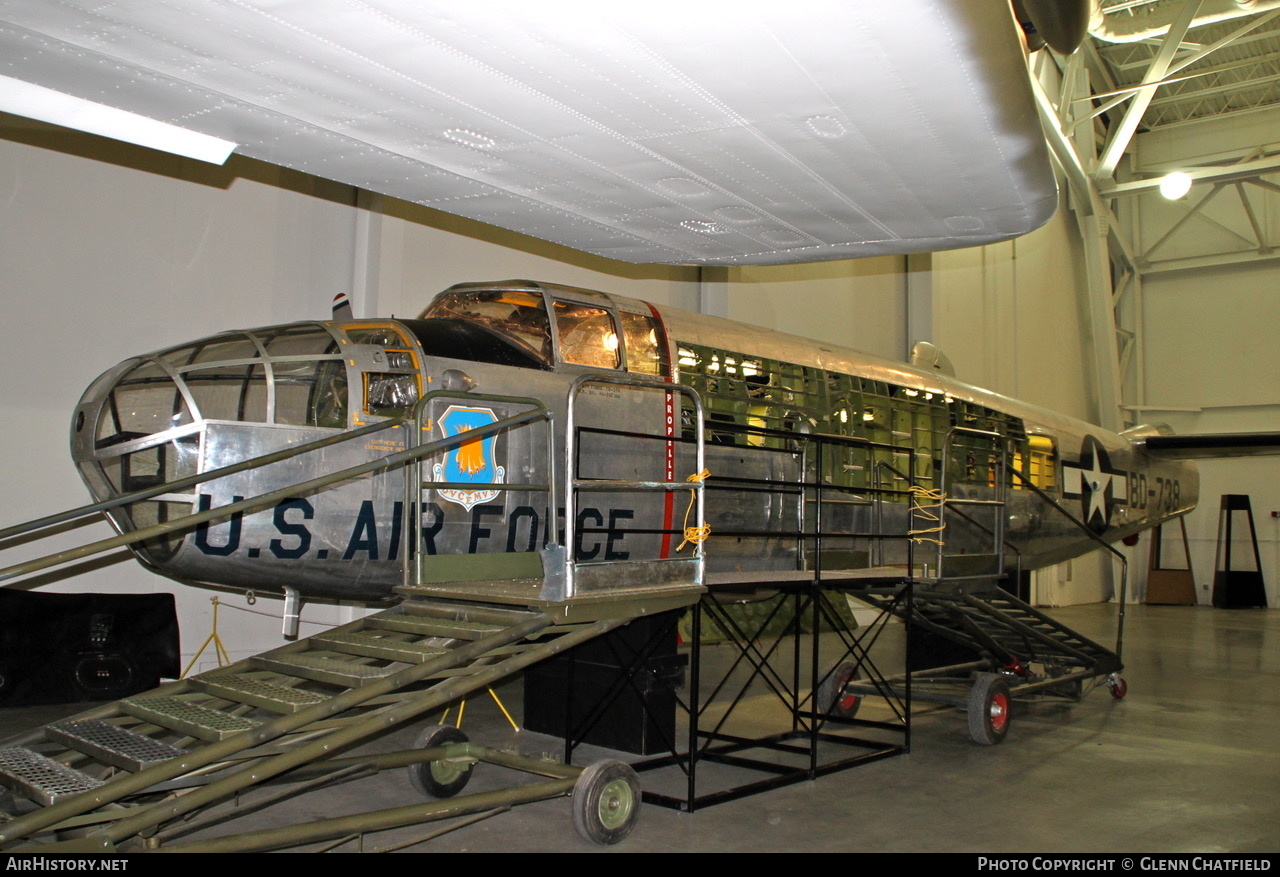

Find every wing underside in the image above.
[0,1,1056,265]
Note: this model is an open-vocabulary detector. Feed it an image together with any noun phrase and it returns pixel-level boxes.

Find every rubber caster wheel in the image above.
[967,673,1012,746]
[1108,675,1128,699]
[816,661,862,718]
[407,724,473,798]
[572,760,641,845]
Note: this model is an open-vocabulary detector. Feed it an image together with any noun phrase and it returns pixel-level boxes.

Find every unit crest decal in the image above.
[433,405,506,511]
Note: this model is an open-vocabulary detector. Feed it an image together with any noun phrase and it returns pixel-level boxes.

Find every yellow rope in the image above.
[676,469,712,552]
[907,485,947,545]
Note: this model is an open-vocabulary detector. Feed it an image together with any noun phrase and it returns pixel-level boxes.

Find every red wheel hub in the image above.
[989,692,1010,731]
[837,674,859,712]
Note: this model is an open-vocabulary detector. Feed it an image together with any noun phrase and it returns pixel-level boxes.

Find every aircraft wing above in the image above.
[0,1,1057,266]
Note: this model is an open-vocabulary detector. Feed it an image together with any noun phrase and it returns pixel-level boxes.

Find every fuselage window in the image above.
[1013,435,1058,489]
[346,325,421,420]
[554,301,620,370]
[619,311,668,376]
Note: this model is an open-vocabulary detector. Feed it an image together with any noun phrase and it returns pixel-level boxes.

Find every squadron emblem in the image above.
[433,406,506,511]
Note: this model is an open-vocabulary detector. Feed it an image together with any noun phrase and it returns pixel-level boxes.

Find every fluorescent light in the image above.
[0,75,236,164]
[1158,171,1192,200]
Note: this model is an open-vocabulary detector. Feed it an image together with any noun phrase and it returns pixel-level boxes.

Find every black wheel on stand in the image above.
[572,760,641,845]
[406,724,473,798]
[816,661,862,718]
[967,673,1012,745]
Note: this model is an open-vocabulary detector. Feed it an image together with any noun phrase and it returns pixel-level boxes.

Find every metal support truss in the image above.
[1032,3,1280,424]
[629,578,910,813]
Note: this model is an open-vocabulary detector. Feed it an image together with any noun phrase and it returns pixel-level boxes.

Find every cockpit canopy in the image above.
[421,282,668,376]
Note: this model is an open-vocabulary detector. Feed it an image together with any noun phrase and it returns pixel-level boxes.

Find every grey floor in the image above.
[2,602,1277,853]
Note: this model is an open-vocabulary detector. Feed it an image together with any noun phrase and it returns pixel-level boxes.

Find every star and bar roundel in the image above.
[1061,436,1128,534]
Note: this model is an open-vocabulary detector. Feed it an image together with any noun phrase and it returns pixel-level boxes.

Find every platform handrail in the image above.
[0,417,408,544]
[556,373,706,601]
[1005,463,1130,660]
[938,427,1009,581]
[405,389,554,589]
[874,452,1025,584]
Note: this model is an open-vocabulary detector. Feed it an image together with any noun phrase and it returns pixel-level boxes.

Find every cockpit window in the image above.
[96,361,193,448]
[76,323,351,565]
[93,326,349,438]
[620,311,667,377]
[423,290,552,363]
[183,363,268,423]
[188,337,260,365]
[554,301,620,370]
[264,326,343,358]
[344,326,405,349]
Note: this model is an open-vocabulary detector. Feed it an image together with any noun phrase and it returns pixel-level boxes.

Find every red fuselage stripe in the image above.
[647,302,676,559]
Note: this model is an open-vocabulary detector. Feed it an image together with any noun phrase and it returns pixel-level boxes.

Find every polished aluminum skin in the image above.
[70,280,1198,602]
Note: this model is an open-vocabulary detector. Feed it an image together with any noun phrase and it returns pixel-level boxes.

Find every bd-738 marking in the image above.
[1125,471,1181,512]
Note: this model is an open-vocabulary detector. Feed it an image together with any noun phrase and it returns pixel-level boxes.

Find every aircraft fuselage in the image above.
[70,280,1196,602]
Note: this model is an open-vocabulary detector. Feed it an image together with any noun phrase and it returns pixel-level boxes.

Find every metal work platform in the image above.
[647,575,911,811]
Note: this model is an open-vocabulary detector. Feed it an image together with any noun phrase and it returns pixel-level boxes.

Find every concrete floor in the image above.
[1,602,1277,853]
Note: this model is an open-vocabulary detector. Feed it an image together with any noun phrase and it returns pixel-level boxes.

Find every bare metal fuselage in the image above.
[70,281,1197,602]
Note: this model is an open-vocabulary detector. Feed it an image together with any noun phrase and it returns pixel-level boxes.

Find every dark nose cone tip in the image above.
[1018,0,1091,55]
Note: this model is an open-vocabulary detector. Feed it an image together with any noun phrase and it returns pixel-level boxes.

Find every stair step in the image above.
[399,599,537,625]
[45,720,186,772]
[120,695,262,742]
[312,631,447,663]
[252,653,399,687]
[194,673,330,714]
[0,748,103,806]
[368,615,502,640]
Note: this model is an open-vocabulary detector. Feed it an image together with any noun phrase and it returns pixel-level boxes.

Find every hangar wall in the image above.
[0,112,1103,667]
[1125,106,1280,608]
[0,120,369,669]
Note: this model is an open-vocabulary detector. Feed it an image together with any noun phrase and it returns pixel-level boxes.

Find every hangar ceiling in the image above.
[1075,0,1280,274]
[1025,0,1280,429]
[1090,0,1280,130]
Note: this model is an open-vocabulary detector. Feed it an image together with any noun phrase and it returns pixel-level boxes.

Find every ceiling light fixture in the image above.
[1158,171,1192,200]
[0,75,236,165]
